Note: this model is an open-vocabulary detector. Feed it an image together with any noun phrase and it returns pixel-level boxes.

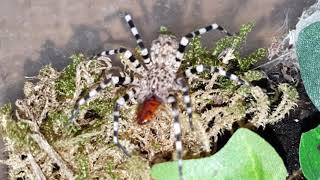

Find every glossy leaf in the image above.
[299,126,320,180]
[296,22,320,111]
[151,128,287,180]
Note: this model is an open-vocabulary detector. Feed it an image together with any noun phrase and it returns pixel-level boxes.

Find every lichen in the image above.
[0,24,299,179]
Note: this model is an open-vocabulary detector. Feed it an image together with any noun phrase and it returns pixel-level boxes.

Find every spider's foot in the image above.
[68,109,79,125]
[88,55,97,60]
[117,143,131,157]
[189,122,194,131]
[240,79,250,86]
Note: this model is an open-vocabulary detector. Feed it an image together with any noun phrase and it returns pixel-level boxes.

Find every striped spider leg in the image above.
[124,13,152,67]
[113,88,137,156]
[167,95,184,179]
[174,22,233,70]
[184,65,248,86]
[175,77,194,130]
[69,72,135,124]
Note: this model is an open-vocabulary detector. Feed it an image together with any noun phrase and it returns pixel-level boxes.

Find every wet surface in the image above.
[0,0,316,178]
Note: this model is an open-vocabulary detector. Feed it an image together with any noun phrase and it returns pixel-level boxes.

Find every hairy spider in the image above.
[70,13,247,180]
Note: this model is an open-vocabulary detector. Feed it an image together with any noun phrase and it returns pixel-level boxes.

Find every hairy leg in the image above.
[167,95,184,180]
[95,47,145,73]
[124,13,152,67]
[184,64,248,85]
[69,73,135,123]
[113,88,137,156]
[174,23,232,69]
[176,77,193,130]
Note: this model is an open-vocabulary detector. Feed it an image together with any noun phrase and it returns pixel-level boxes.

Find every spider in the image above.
[69,13,247,180]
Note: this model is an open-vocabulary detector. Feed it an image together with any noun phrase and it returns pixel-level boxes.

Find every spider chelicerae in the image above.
[70,13,247,180]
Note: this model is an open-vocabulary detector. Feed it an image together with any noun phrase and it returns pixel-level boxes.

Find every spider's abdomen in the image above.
[136,95,162,124]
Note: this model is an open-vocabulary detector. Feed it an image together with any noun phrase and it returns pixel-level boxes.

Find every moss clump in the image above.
[0,104,35,151]
[55,54,85,98]
[212,23,253,57]
[40,111,75,143]
[237,48,267,71]
[84,98,115,118]
[243,70,264,82]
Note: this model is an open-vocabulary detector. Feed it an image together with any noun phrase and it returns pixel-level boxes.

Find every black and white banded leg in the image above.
[96,47,144,72]
[124,13,151,66]
[167,95,184,180]
[69,74,135,123]
[113,88,137,157]
[175,23,233,68]
[176,77,193,130]
[185,64,249,85]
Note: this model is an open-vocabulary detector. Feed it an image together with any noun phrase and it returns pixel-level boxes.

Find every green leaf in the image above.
[299,127,320,180]
[296,22,320,111]
[151,128,287,180]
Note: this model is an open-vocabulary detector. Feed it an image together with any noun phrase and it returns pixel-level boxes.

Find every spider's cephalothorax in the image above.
[69,13,247,180]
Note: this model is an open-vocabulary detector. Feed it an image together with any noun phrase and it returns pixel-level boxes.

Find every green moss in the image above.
[236,86,251,96]
[243,70,264,82]
[183,36,218,69]
[76,151,90,180]
[237,48,267,72]
[279,84,299,101]
[159,26,175,35]
[212,23,253,56]
[227,100,246,115]
[0,104,35,151]
[55,54,85,98]
[84,98,115,118]
[105,161,119,180]
[8,122,34,150]
[0,103,12,115]
[232,23,253,48]
[217,77,237,92]
[40,111,78,143]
